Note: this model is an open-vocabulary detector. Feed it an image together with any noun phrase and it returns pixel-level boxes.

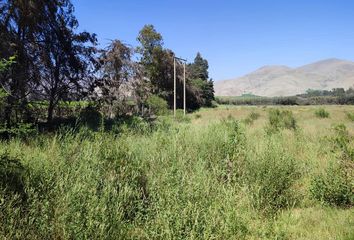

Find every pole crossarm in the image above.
[174,56,187,62]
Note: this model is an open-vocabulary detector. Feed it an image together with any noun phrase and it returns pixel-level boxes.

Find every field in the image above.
[1,105,353,239]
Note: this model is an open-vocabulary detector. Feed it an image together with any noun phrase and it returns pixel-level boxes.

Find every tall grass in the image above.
[0,110,353,239]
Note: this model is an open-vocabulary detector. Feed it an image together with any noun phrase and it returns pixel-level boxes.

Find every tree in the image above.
[0,0,98,123]
[36,3,97,122]
[94,40,136,117]
[136,24,164,94]
[136,25,176,107]
[189,52,209,80]
[187,53,215,107]
[0,0,47,125]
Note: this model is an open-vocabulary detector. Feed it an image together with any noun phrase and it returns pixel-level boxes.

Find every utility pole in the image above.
[183,62,186,115]
[173,56,187,117]
[174,57,176,118]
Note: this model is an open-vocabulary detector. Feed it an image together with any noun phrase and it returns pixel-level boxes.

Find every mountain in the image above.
[214,59,354,97]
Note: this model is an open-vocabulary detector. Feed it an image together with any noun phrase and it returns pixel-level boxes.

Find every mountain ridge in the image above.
[215,59,354,97]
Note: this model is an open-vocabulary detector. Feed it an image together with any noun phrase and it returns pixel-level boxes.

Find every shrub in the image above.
[194,113,202,119]
[244,138,300,215]
[346,112,354,122]
[79,105,103,131]
[244,111,260,125]
[146,95,168,116]
[310,124,354,207]
[310,163,353,207]
[0,122,37,139]
[0,152,26,199]
[266,109,297,133]
[113,116,151,135]
[315,108,330,118]
[175,109,191,123]
[332,124,354,160]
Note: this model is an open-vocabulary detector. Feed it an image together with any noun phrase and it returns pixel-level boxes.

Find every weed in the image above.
[315,108,330,118]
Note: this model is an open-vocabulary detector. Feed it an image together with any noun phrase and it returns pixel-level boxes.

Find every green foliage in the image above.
[0,123,37,139]
[79,106,103,131]
[0,152,26,197]
[245,137,300,215]
[188,53,215,108]
[244,111,260,125]
[146,95,168,115]
[0,109,353,239]
[266,109,297,133]
[310,124,354,207]
[194,113,202,119]
[216,87,354,106]
[315,108,330,118]
[332,124,354,160]
[346,112,354,122]
[113,116,151,135]
[0,56,16,73]
[310,163,353,207]
[174,109,191,123]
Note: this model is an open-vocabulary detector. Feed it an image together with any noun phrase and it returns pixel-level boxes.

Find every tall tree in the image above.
[0,0,49,124]
[189,52,209,80]
[36,2,97,122]
[94,40,137,117]
[136,24,165,94]
[188,53,214,107]
[0,0,98,123]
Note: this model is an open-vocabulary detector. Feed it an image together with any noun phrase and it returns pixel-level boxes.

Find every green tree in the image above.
[189,52,209,80]
[187,53,215,107]
[1,0,97,123]
[136,25,175,106]
[38,6,97,122]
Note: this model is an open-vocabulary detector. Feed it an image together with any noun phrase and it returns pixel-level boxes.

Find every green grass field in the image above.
[1,105,353,239]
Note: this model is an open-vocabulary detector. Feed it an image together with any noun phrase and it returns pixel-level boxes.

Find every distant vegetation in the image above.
[216,88,354,106]
[315,108,330,118]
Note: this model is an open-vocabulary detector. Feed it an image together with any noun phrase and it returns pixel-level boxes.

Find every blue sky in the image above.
[72,0,354,81]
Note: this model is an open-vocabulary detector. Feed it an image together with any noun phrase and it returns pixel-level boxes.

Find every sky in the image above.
[72,0,354,81]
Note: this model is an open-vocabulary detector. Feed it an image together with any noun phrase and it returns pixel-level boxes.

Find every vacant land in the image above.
[1,105,353,239]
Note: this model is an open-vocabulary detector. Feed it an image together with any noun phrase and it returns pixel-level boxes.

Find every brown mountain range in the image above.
[215,59,354,97]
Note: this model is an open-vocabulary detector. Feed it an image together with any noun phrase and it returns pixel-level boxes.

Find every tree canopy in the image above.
[0,1,215,130]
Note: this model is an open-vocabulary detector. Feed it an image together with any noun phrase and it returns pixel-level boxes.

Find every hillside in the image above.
[215,59,354,97]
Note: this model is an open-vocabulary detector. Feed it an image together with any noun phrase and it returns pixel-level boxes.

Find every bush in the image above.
[0,152,26,199]
[244,138,300,215]
[332,124,354,160]
[146,95,168,116]
[310,124,354,207]
[175,109,191,123]
[315,108,330,118]
[310,163,353,207]
[194,113,202,119]
[79,105,103,131]
[266,109,297,133]
[113,116,151,135]
[244,111,260,125]
[0,122,37,139]
[346,112,354,122]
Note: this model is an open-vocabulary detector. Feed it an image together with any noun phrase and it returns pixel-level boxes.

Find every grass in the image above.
[0,105,354,239]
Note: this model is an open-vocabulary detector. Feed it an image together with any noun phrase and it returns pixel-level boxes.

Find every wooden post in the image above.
[174,57,176,118]
[183,62,186,115]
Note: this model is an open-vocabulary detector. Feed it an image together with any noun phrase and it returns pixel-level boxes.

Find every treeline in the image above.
[0,0,214,130]
[216,88,354,106]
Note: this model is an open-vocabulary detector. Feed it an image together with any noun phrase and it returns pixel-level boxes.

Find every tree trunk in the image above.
[47,99,55,123]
